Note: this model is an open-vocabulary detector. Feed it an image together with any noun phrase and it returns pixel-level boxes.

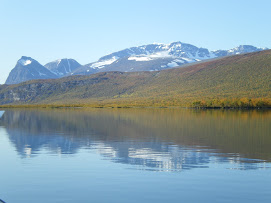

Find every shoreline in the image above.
[0,104,270,110]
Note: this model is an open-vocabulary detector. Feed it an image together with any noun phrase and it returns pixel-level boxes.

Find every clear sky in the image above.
[0,0,270,84]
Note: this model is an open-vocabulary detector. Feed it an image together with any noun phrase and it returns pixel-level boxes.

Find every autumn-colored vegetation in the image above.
[0,50,271,108]
[192,98,271,108]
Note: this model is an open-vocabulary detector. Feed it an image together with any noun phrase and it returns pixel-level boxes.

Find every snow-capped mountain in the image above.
[5,56,57,84]
[5,42,268,84]
[44,59,81,77]
[71,42,267,75]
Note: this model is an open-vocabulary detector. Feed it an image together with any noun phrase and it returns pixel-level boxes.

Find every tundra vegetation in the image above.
[0,50,270,109]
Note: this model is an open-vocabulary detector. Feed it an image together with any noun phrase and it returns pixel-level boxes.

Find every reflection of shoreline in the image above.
[1,109,271,171]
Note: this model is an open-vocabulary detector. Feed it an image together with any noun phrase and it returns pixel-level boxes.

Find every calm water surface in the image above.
[0,108,270,202]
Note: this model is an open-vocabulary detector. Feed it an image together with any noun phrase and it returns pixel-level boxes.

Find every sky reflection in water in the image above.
[0,109,271,203]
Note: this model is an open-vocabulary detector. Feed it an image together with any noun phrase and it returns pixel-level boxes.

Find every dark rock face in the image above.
[44,59,81,77]
[5,56,57,85]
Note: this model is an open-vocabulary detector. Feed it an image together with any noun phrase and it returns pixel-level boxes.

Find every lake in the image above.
[0,108,270,202]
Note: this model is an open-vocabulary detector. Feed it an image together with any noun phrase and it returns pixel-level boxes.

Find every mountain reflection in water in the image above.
[0,108,270,171]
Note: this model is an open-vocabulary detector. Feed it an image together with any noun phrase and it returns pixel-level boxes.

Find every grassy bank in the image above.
[0,97,270,109]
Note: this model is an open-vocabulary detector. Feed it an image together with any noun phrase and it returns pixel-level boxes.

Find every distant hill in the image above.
[5,42,267,84]
[0,50,270,107]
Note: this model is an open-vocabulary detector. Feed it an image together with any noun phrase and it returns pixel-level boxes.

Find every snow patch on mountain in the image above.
[167,61,178,67]
[150,51,172,58]
[128,51,173,61]
[90,56,119,69]
[56,59,62,66]
[128,56,153,61]
[174,59,185,63]
[18,59,32,66]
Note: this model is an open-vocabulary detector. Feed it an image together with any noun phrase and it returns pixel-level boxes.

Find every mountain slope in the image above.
[71,42,267,76]
[5,56,57,85]
[44,59,81,77]
[0,50,270,106]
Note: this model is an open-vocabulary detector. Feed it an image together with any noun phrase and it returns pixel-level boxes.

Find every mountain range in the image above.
[1,49,270,107]
[5,42,268,84]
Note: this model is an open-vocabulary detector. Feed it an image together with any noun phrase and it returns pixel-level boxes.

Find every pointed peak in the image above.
[18,56,34,66]
[20,56,33,60]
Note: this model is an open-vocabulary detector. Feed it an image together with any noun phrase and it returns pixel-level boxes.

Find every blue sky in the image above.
[0,0,270,84]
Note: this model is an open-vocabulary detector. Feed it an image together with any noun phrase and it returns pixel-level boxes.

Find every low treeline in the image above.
[192,98,271,108]
[0,98,270,109]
